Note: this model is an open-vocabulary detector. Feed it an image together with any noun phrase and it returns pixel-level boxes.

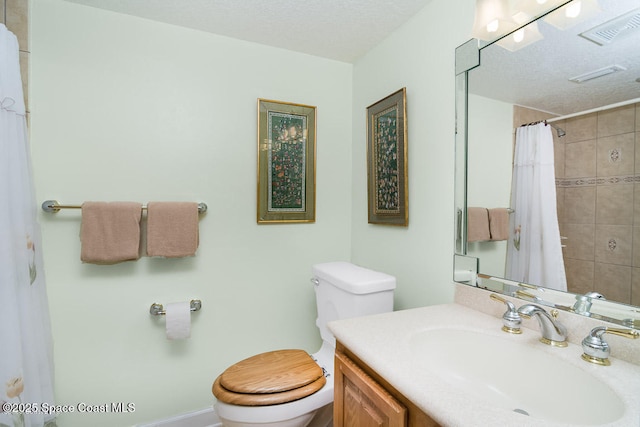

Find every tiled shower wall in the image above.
[514,104,640,306]
[556,104,640,306]
[2,0,29,113]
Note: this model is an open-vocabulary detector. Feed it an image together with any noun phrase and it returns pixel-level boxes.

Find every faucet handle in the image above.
[490,293,522,334]
[581,326,640,366]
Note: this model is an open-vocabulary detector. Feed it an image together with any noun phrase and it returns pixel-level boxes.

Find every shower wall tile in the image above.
[596,184,633,225]
[564,258,594,295]
[597,104,636,138]
[554,139,565,179]
[635,184,640,227]
[19,50,27,111]
[565,113,597,143]
[6,0,28,51]
[632,268,640,306]
[562,223,594,261]
[556,187,565,223]
[594,263,631,304]
[559,104,639,306]
[634,227,640,267]
[564,139,595,178]
[564,186,595,224]
[595,224,632,266]
[636,132,640,172]
[4,0,28,112]
[513,105,554,127]
[596,132,635,177]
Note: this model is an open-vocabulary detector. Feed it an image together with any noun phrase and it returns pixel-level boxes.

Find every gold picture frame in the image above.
[257,99,316,223]
[366,88,408,226]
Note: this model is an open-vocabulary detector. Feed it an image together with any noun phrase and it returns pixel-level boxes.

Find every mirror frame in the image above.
[453,1,640,330]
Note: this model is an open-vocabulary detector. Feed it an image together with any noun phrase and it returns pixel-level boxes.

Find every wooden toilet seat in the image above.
[212,349,326,406]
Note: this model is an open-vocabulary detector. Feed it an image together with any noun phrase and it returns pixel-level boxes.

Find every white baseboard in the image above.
[135,407,221,427]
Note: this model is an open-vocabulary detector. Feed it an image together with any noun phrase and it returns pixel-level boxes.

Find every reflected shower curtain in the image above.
[506,123,567,291]
[0,25,55,427]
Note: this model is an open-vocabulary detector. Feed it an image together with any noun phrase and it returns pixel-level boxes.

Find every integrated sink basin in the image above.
[409,328,625,425]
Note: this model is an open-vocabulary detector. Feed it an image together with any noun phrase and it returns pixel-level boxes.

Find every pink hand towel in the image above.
[146,202,199,258]
[80,202,142,264]
[467,207,490,242]
[488,208,510,241]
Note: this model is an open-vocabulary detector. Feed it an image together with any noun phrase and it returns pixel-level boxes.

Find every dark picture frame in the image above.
[366,88,408,226]
[257,99,316,223]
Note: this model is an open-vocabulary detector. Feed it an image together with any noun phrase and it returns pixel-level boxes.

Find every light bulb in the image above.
[513,29,525,43]
[487,19,500,32]
[566,1,582,18]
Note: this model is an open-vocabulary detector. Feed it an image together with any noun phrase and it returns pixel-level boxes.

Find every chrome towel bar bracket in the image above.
[149,299,202,316]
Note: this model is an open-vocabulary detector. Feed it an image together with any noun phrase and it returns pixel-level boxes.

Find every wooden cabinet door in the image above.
[334,351,407,427]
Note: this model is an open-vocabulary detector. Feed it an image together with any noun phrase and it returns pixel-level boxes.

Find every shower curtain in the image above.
[506,122,567,292]
[0,25,56,427]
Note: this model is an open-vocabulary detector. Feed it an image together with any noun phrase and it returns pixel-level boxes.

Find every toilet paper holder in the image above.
[149,300,202,316]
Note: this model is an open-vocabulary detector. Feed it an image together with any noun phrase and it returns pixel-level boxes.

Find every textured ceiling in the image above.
[470,0,640,116]
[63,0,432,63]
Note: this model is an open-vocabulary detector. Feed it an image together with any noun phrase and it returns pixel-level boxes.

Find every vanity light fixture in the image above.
[496,21,544,51]
[544,0,602,30]
[565,1,581,17]
[510,0,568,21]
[471,0,518,41]
[513,28,525,42]
[473,0,569,45]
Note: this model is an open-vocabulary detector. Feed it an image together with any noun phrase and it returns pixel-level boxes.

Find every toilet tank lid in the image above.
[312,262,396,294]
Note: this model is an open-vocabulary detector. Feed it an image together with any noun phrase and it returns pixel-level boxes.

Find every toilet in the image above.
[212,261,396,427]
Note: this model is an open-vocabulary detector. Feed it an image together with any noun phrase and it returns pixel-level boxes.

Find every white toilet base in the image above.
[217,402,332,427]
[217,411,314,427]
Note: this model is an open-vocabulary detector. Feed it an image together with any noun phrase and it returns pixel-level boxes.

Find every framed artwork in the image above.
[257,99,316,223]
[366,88,408,226]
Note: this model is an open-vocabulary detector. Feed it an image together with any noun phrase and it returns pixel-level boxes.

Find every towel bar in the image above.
[42,200,207,214]
[149,299,202,316]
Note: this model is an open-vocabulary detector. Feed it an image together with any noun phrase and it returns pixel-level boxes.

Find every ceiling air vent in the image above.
[580,7,640,46]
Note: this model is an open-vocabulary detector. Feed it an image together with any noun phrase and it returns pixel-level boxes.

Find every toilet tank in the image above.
[312,261,396,347]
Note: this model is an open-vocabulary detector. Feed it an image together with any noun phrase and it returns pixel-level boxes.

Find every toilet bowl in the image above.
[212,262,396,427]
[214,343,335,427]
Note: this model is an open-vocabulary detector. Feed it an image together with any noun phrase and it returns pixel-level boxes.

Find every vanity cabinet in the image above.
[334,343,441,427]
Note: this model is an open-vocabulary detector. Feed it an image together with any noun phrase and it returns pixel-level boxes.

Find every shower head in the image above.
[548,123,566,138]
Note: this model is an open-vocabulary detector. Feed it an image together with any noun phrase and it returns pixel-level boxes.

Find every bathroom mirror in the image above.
[454,0,640,329]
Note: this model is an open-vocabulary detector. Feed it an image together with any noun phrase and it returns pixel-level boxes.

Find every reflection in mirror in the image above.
[455,0,640,329]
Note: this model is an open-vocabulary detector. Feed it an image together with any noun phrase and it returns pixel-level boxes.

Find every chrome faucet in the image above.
[572,292,605,315]
[517,304,568,347]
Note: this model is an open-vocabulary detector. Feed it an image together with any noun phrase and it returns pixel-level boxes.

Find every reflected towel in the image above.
[467,207,490,242]
[146,202,199,258]
[80,202,142,264]
[489,208,510,241]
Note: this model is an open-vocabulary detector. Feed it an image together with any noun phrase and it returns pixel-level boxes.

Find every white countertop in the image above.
[328,303,640,427]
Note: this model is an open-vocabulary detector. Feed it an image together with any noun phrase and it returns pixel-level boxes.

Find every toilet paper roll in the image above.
[165,302,191,340]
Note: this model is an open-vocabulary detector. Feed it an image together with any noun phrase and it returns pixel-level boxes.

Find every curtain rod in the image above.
[546,97,640,123]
